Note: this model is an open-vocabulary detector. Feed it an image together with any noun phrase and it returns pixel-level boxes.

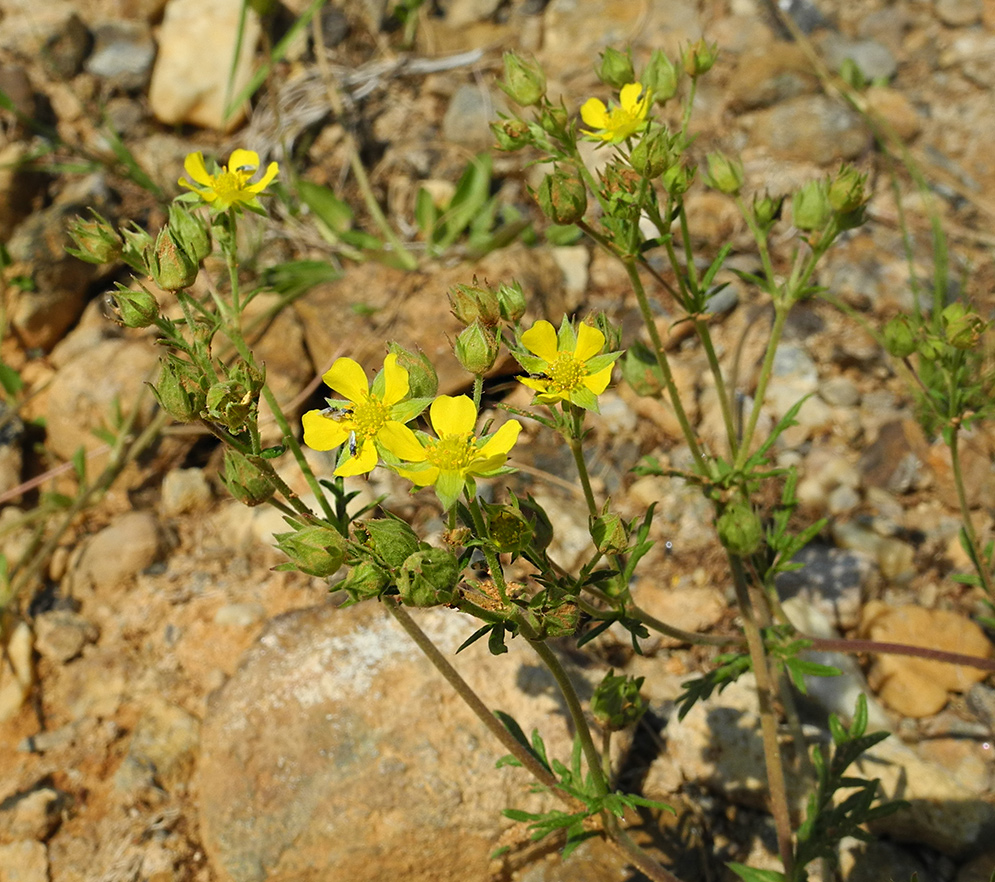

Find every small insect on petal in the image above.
[348,431,358,456]
[322,404,353,422]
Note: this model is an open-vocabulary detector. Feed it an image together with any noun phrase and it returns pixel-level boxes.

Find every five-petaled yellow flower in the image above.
[516,319,619,411]
[179,148,279,213]
[302,354,428,477]
[580,82,651,144]
[379,396,522,510]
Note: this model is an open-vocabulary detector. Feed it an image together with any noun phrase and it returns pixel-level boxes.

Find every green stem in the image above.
[568,434,598,518]
[693,317,739,458]
[940,424,992,596]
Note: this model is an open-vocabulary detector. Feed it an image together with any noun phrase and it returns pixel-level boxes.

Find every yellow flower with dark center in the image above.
[516,319,619,411]
[178,148,279,212]
[302,354,428,477]
[379,395,522,510]
[580,82,651,144]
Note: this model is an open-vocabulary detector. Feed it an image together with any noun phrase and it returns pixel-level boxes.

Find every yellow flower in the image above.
[379,395,522,510]
[516,319,619,411]
[302,354,428,477]
[178,148,279,212]
[580,82,651,144]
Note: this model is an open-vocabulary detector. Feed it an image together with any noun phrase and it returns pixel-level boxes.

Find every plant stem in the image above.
[948,424,994,597]
[568,435,598,518]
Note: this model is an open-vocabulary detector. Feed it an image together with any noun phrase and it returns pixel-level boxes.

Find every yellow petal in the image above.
[183,151,214,186]
[619,82,645,112]
[584,365,613,395]
[302,409,351,450]
[398,465,439,486]
[430,395,476,436]
[580,97,609,130]
[381,353,410,406]
[574,323,606,361]
[520,320,559,362]
[335,439,378,476]
[477,419,521,459]
[324,357,369,403]
[379,422,427,462]
[228,148,260,172]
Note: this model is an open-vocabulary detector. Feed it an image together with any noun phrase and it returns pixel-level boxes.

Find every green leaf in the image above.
[0,362,23,397]
[414,187,439,237]
[298,181,355,235]
[727,863,785,882]
[262,259,343,297]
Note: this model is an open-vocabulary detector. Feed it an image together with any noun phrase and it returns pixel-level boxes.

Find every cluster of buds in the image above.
[449,279,526,376]
[591,670,648,731]
[884,304,989,361]
[274,518,347,577]
[204,360,265,432]
[793,164,870,237]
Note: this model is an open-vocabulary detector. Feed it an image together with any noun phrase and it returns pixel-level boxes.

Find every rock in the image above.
[41,12,92,80]
[445,0,503,27]
[864,85,921,141]
[818,375,860,407]
[0,786,66,842]
[0,401,25,500]
[0,620,34,722]
[213,602,266,628]
[0,142,50,241]
[550,246,589,306]
[859,601,992,718]
[160,468,212,517]
[817,34,898,82]
[726,43,819,111]
[83,20,155,90]
[44,338,159,464]
[75,511,161,593]
[115,698,200,795]
[442,83,497,150]
[198,601,571,882]
[934,0,983,27]
[633,583,726,646]
[939,31,995,88]
[751,95,872,164]
[832,520,916,583]
[776,542,874,631]
[33,610,99,664]
[858,419,926,495]
[149,0,261,130]
[838,836,930,882]
[0,840,48,882]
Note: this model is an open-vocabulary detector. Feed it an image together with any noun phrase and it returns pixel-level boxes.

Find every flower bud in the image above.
[641,49,679,103]
[662,161,694,197]
[205,379,255,431]
[274,521,347,577]
[356,517,421,569]
[682,38,718,77]
[387,343,438,398]
[882,315,918,359]
[448,280,501,327]
[147,227,198,291]
[396,548,460,607]
[941,302,986,350]
[591,511,628,555]
[704,151,744,195]
[496,281,526,323]
[111,285,159,328]
[486,503,534,554]
[153,358,207,422]
[752,191,783,232]
[630,129,676,179]
[455,321,500,375]
[119,222,155,273]
[827,164,868,214]
[792,179,832,232]
[499,52,546,106]
[535,167,587,225]
[167,203,212,263]
[534,601,579,638]
[540,102,570,141]
[222,448,277,506]
[491,117,533,151]
[592,670,648,731]
[716,498,763,556]
[67,211,122,264]
[336,560,391,602]
[596,48,635,89]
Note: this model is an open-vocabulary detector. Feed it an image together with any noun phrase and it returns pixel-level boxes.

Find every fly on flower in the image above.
[514,318,621,412]
[178,148,279,214]
[379,395,522,511]
[302,354,431,477]
[579,82,652,145]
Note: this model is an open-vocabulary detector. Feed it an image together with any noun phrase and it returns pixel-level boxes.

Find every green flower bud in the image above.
[448,280,501,327]
[147,227,198,291]
[205,379,255,431]
[111,285,159,328]
[120,222,155,273]
[591,511,628,555]
[396,548,460,607]
[167,203,212,263]
[827,164,868,214]
[535,167,587,225]
[682,38,719,78]
[499,52,546,106]
[792,179,832,232]
[387,343,438,398]
[491,117,533,151]
[941,302,986,350]
[598,165,641,220]
[222,448,277,506]
[356,517,421,569]
[67,210,122,264]
[662,161,694,197]
[592,670,648,731]
[597,47,635,90]
[486,503,533,554]
[752,191,783,232]
[153,358,207,422]
[274,521,347,577]
[335,560,391,603]
[496,281,526,323]
[455,320,500,375]
[540,102,571,141]
[641,49,679,104]
[882,315,918,359]
[703,151,744,195]
[534,601,579,638]
[630,129,676,179]
[716,498,764,556]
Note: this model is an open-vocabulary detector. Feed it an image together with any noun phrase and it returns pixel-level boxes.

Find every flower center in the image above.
[426,433,476,472]
[547,353,586,392]
[213,169,250,199]
[352,396,390,438]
